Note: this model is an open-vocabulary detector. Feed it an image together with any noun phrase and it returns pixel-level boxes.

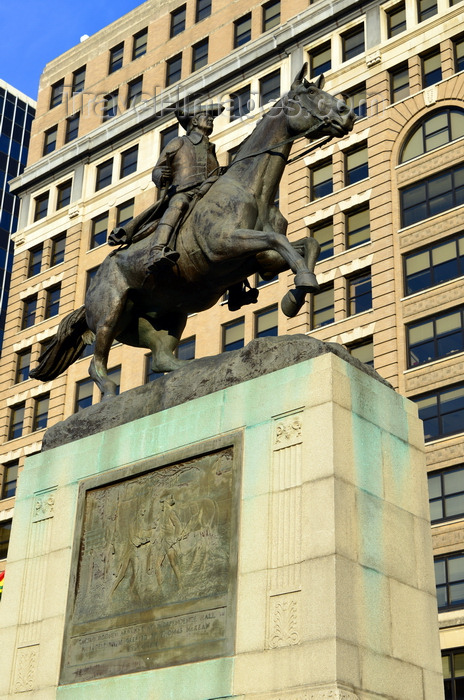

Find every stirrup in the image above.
[147,245,180,273]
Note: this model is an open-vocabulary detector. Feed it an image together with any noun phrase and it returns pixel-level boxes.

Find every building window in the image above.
[421,48,442,88]
[145,355,164,382]
[310,159,333,200]
[348,271,372,315]
[231,85,251,121]
[428,466,464,524]
[127,77,143,108]
[160,124,179,151]
[86,266,99,291]
[346,206,370,248]
[90,212,109,248]
[2,460,19,499]
[176,336,196,360]
[347,338,374,367]
[341,24,365,62]
[28,244,43,277]
[260,69,280,105]
[45,284,61,319]
[345,143,368,186]
[407,307,464,368]
[223,318,245,351]
[234,14,251,48]
[255,305,278,337]
[50,233,66,267]
[414,383,464,441]
[400,163,464,227]
[95,159,113,191]
[454,35,464,73]
[43,126,57,156]
[132,28,148,60]
[102,91,119,121]
[404,233,464,295]
[101,366,121,397]
[309,220,332,261]
[15,348,31,383]
[400,108,464,163]
[33,394,49,431]
[56,180,72,210]
[390,63,409,103]
[417,0,438,22]
[166,54,182,86]
[343,83,367,119]
[435,552,464,610]
[72,66,86,94]
[442,647,464,699]
[196,0,211,22]
[50,79,64,109]
[9,403,25,440]
[311,284,334,329]
[109,42,124,73]
[0,520,11,560]
[263,0,280,31]
[21,296,37,329]
[65,112,80,143]
[116,199,134,228]
[309,42,331,78]
[192,38,208,71]
[34,192,49,221]
[171,5,186,36]
[75,377,94,412]
[120,145,138,178]
[386,2,406,37]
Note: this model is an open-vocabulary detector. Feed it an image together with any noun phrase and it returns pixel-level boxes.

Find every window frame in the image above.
[403,232,464,296]
[50,79,64,109]
[56,180,72,210]
[166,54,182,86]
[346,206,370,249]
[255,305,278,338]
[435,551,464,611]
[95,158,113,192]
[8,402,26,441]
[71,66,86,94]
[222,317,245,352]
[428,466,464,525]
[0,519,12,560]
[127,77,143,109]
[310,158,333,200]
[44,284,61,319]
[417,0,438,22]
[400,163,464,228]
[309,41,331,79]
[120,145,138,178]
[90,212,109,249]
[386,2,406,38]
[192,38,209,72]
[50,233,66,267]
[341,24,365,62]
[43,125,58,156]
[102,90,119,121]
[311,283,335,329]
[415,382,464,441]
[441,646,464,700]
[310,219,334,261]
[390,62,409,103]
[65,112,80,143]
[421,47,442,88]
[344,143,369,186]
[1,460,19,500]
[15,348,31,383]
[32,393,50,432]
[407,306,464,368]
[347,270,372,316]
[34,192,49,221]
[170,5,186,36]
[28,244,43,277]
[259,69,281,105]
[109,42,124,74]
[196,0,211,22]
[74,377,94,412]
[21,295,37,329]
[234,14,252,48]
[262,0,280,32]
[132,28,148,60]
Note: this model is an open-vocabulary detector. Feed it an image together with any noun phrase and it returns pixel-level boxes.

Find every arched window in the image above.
[400,108,464,163]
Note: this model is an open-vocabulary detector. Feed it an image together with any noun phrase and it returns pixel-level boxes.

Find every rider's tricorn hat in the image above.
[175,104,224,130]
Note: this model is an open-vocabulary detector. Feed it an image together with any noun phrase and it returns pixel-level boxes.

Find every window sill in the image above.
[401,275,464,303]
[404,351,464,374]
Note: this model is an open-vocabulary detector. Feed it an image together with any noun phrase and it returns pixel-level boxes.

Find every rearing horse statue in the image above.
[31,65,356,399]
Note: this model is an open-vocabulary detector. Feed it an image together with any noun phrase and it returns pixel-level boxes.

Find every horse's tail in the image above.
[30,306,95,381]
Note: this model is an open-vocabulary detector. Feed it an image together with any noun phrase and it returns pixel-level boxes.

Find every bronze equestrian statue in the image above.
[31,65,356,399]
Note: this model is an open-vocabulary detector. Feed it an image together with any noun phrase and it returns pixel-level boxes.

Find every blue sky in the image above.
[1,0,144,101]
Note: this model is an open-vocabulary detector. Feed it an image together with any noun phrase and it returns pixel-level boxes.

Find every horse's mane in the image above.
[229,95,286,162]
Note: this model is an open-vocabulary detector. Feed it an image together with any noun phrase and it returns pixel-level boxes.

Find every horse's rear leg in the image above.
[89,295,127,400]
[138,313,188,373]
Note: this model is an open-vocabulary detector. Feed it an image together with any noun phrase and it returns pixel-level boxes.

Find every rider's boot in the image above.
[147,224,180,274]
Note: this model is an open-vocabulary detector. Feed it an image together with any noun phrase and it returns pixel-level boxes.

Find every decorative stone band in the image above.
[238,685,359,700]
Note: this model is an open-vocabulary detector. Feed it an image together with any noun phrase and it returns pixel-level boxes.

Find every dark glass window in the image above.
[255,305,278,337]
[345,144,368,185]
[454,36,464,73]
[166,54,182,86]
[127,77,143,108]
[43,126,57,156]
[435,552,464,610]
[442,647,464,700]
[171,5,186,36]
[309,42,331,78]
[401,109,464,163]
[22,296,37,329]
[417,0,438,22]
[102,91,119,121]
[2,460,19,500]
[407,307,464,367]
[415,383,464,441]
[72,66,86,94]
[343,83,367,119]
[196,0,211,22]
[310,159,333,200]
[33,394,49,431]
[223,318,245,351]
[50,79,64,109]
[422,48,442,88]
[263,0,280,31]
[116,199,134,228]
[90,212,109,248]
[346,207,370,248]
[192,38,208,71]
[9,403,25,440]
[95,159,113,191]
[387,2,406,37]
[176,336,196,360]
[65,112,80,143]
[161,124,178,150]
[145,354,164,382]
[311,220,333,261]
[342,25,365,62]
[51,233,66,266]
[231,86,251,121]
[260,69,280,104]
[0,520,11,559]
[348,338,374,367]
[28,244,43,277]
[109,42,124,73]
[390,63,409,103]
[15,349,31,383]
[75,377,94,412]
[312,284,334,328]
[400,163,464,227]
[132,28,148,60]
[234,14,251,48]
[428,466,464,524]
[348,271,372,315]
[34,192,49,221]
[56,180,72,209]
[404,233,464,295]
[45,284,61,319]
[120,145,138,178]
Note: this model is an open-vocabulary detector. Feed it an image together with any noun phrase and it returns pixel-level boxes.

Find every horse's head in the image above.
[284,63,356,139]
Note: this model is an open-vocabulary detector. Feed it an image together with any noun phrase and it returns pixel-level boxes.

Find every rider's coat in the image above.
[152,132,220,193]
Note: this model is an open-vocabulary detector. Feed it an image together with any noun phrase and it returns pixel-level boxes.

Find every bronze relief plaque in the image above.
[60,434,242,684]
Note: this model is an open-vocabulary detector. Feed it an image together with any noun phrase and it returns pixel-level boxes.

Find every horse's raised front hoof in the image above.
[281,288,307,318]
[294,271,319,292]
